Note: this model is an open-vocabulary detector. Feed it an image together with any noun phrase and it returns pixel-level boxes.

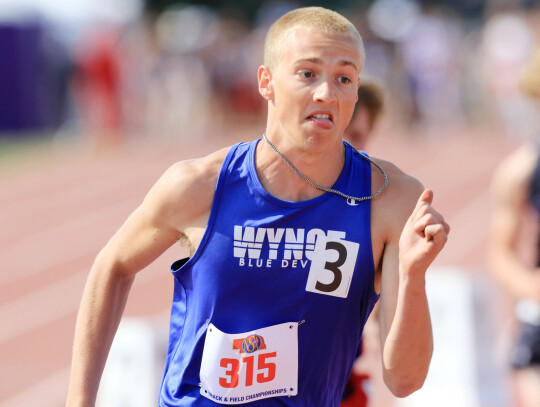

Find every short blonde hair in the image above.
[520,48,540,101]
[264,7,365,71]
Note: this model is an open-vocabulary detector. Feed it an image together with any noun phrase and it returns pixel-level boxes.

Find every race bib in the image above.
[305,234,359,298]
[200,322,298,404]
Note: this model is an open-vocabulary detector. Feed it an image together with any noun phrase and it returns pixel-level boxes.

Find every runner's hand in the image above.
[398,189,450,276]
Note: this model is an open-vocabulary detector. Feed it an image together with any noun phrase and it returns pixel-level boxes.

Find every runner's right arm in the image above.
[66,148,228,406]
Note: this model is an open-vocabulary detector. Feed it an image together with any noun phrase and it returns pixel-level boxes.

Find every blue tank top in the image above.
[159,139,379,406]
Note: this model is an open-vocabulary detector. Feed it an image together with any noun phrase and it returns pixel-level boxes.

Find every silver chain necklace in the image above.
[262,133,388,202]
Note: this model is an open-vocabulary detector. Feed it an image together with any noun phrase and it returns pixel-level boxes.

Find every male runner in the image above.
[344,81,384,150]
[66,7,449,406]
[489,47,540,407]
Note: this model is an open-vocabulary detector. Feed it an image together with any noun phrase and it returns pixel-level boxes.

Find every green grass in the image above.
[0,132,62,176]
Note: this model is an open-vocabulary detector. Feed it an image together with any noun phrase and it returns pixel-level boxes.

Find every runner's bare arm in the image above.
[489,145,540,301]
[66,148,229,407]
[374,163,449,397]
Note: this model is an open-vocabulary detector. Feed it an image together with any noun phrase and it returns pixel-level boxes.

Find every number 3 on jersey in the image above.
[305,236,359,298]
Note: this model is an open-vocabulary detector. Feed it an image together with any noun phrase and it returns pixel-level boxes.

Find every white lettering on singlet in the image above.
[234,226,347,263]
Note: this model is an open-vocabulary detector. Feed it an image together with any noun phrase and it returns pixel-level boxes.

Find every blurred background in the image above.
[1,0,540,406]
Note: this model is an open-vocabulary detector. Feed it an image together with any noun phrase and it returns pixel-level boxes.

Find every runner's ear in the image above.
[258,65,273,101]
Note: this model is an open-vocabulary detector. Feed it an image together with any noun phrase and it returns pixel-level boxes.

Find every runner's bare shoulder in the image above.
[492,144,538,205]
[371,158,423,215]
[365,156,424,246]
[144,146,232,232]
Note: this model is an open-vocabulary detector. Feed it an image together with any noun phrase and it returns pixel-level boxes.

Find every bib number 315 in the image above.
[200,323,298,404]
[219,352,276,388]
[305,236,359,298]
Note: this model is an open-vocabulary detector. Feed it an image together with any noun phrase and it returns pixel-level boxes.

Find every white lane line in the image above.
[0,254,174,346]
[0,307,173,407]
[0,309,174,407]
[0,198,137,286]
[0,273,85,345]
[0,272,176,405]
[0,366,70,407]
[0,163,158,229]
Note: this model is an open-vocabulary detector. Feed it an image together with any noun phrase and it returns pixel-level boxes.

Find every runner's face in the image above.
[270,28,362,148]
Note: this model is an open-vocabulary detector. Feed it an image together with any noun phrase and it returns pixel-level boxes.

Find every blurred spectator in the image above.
[362,0,420,126]
[72,27,123,146]
[399,6,464,128]
[489,47,540,407]
[208,15,262,119]
[115,17,159,140]
[480,7,536,139]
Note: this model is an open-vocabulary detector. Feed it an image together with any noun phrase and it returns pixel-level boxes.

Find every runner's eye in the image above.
[338,76,352,84]
[300,71,314,79]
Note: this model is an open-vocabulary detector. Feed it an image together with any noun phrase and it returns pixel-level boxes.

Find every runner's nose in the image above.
[313,80,337,104]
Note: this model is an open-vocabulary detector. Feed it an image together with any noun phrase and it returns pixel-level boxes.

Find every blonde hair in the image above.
[264,7,365,71]
[520,48,540,101]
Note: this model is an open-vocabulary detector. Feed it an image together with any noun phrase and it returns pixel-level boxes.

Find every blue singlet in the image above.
[159,138,379,406]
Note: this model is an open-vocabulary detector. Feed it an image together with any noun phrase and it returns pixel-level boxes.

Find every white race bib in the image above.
[305,235,359,298]
[200,322,298,404]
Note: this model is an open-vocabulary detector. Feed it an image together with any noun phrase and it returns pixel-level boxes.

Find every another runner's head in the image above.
[264,7,365,74]
[345,81,384,149]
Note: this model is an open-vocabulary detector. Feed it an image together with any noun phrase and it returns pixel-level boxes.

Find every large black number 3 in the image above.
[315,241,347,292]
